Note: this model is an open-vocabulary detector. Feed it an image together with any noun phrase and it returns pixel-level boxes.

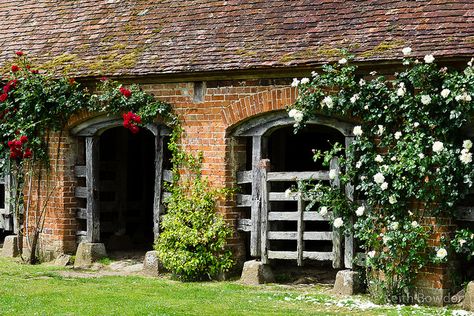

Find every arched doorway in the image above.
[71,115,171,253]
[231,111,355,268]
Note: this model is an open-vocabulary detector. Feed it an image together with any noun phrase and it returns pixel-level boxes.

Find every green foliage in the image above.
[451,228,474,260]
[289,51,474,303]
[155,127,233,281]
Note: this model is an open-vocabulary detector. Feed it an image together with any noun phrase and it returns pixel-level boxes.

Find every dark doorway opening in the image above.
[98,127,155,251]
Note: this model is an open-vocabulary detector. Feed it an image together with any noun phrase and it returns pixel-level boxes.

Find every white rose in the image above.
[373,172,385,184]
[411,221,419,228]
[394,131,402,140]
[414,122,420,128]
[441,89,451,98]
[380,182,388,190]
[459,149,472,164]
[333,217,344,228]
[459,239,467,246]
[383,235,391,244]
[402,47,412,56]
[376,125,385,136]
[463,140,473,150]
[329,169,338,180]
[350,94,359,104]
[391,156,397,161]
[356,161,362,169]
[396,82,406,97]
[436,248,447,259]
[367,250,376,258]
[421,95,431,105]
[311,71,318,77]
[300,77,310,85]
[389,195,397,204]
[375,155,383,163]
[424,54,435,64]
[288,109,298,118]
[353,125,363,136]
[355,206,365,217]
[456,92,472,102]
[321,96,334,108]
[359,79,366,86]
[291,78,300,87]
[293,111,304,122]
[432,141,444,153]
[418,153,425,159]
[338,58,347,65]
[319,206,328,216]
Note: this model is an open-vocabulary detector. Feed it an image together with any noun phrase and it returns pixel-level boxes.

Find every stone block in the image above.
[333,270,361,295]
[74,243,107,269]
[239,260,274,285]
[143,250,162,277]
[1,235,19,258]
[464,282,474,311]
[54,254,72,266]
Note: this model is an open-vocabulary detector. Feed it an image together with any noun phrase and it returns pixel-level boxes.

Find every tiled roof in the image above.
[1,0,474,77]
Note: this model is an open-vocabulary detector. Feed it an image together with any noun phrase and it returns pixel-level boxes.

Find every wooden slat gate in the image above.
[237,157,350,268]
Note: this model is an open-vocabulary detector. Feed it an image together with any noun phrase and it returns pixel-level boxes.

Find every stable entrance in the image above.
[72,116,170,251]
[233,112,356,268]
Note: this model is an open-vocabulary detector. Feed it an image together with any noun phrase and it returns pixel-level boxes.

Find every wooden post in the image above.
[153,129,165,239]
[250,135,267,257]
[344,136,355,269]
[86,136,100,243]
[259,159,271,264]
[330,157,342,269]
[297,192,304,266]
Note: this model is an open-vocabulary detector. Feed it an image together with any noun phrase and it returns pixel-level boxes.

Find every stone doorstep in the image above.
[464,282,474,311]
[1,235,19,258]
[333,270,362,296]
[239,260,275,285]
[73,242,107,269]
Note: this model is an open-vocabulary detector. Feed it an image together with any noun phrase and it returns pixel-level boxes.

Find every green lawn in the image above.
[0,258,468,316]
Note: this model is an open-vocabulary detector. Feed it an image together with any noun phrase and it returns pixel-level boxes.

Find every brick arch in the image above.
[221,86,297,129]
[66,110,104,130]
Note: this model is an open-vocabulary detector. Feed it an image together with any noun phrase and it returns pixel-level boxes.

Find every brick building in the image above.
[0,0,473,303]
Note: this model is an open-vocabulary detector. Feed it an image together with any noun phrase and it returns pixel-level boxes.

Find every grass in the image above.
[0,258,468,316]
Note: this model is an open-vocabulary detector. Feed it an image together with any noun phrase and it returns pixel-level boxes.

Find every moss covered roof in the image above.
[1,0,474,77]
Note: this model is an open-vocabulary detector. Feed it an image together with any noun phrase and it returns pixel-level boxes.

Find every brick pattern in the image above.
[1,1,473,77]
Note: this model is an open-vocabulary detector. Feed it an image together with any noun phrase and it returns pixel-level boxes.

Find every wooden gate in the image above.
[237,158,349,268]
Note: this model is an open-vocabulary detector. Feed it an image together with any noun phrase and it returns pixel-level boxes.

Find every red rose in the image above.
[69,78,76,85]
[23,148,32,158]
[31,69,39,74]
[26,65,31,70]
[7,140,13,147]
[119,86,132,98]
[130,125,139,134]
[11,65,19,72]
[0,93,8,102]
[8,80,17,88]
[3,84,11,94]
[20,135,28,144]
[15,51,23,57]
[100,76,108,81]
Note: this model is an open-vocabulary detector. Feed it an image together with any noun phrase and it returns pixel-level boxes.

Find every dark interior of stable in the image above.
[98,127,156,251]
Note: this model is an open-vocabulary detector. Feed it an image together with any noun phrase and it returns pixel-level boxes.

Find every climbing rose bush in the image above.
[288,49,474,303]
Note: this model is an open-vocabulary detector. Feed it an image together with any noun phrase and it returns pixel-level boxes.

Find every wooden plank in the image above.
[344,136,356,269]
[329,157,340,188]
[162,169,173,183]
[268,251,297,260]
[304,231,333,240]
[74,166,86,178]
[86,136,100,243]
[267,250,334,261]
[297,193,304,266]
[330,156,342,269]
[304,251,334,261]
[268,211,329,221]
[260,159,270,264]
[269,192,310,201]
[236,194,251,207]
[268,231,297,240]
[237,219,252,232]
[236,170,252,184]
[153,132,165,238]
[456,207,474,221]
[74,187,88,199]
[76,230,87,236]
[76,208,87,219]
[250,135,265,257]
[267,171,329,182]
